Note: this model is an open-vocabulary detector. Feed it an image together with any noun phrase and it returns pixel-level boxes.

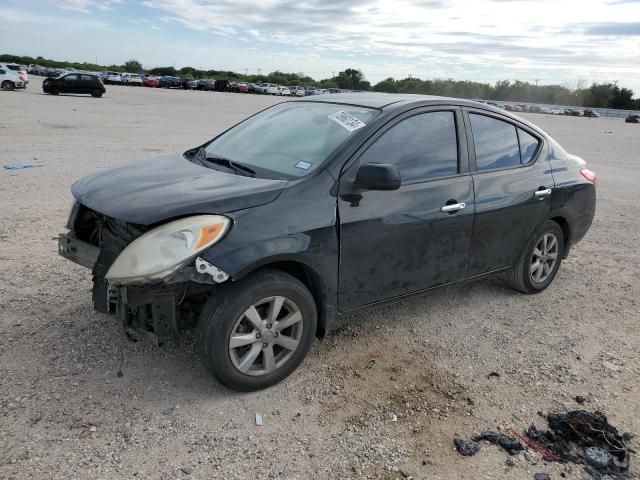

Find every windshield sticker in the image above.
[328,111,367,132]
[295,161,313,170]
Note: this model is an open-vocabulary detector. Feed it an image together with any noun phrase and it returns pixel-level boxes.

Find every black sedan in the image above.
[43,73,106,97]
[58,94,596,391]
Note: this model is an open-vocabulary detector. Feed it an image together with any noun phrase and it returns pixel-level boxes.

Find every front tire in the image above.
[1,81,15,91]
[503,220,564,293]
[197,269,317,391]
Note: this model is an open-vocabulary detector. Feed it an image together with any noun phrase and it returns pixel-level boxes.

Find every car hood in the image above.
[71,153,288,225]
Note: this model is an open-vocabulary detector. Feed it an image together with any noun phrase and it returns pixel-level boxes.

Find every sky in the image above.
[1,0,639,91]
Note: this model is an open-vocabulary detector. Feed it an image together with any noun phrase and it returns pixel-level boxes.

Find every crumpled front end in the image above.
[59,203,224,344]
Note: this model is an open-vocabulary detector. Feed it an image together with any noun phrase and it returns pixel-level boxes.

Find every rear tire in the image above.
[503,220,564,293]
[50,86,60,95]
[1,81,15,91]
[197,269,317,392]
[91,89,103,98]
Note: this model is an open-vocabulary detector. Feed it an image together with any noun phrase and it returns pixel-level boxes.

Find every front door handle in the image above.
[441,202,466,213]
[534,188,552,198]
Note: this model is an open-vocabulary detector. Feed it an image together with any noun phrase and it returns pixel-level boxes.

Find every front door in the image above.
[464,109,554,275]
[338,108,474,311]
[62,74,79,93]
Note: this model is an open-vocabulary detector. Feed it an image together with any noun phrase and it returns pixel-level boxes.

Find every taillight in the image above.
[19,74,25,81]
[580,168,596,186]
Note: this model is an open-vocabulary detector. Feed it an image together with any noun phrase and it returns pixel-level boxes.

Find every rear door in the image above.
[338,107,475,310]
[79,75,95,93]
[464,109,553,275]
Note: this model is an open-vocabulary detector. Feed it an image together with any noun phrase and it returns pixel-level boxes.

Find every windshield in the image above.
[203,102,377,178]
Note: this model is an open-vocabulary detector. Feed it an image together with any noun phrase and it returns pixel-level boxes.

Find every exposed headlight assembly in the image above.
[106,215,230,285]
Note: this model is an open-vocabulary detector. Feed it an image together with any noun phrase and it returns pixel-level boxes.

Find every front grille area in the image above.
[71,203,150,312]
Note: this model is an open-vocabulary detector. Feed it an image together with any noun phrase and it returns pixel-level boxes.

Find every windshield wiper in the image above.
[203,156,256,177]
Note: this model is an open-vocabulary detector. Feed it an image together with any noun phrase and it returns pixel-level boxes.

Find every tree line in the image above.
[2,53,637,110]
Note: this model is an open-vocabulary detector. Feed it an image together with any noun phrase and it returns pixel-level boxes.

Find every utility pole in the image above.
[535,79,540,86]
[257,68,262,76]
[245,68,248,76]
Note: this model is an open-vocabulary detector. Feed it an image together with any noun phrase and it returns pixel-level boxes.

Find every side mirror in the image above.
[354,163,401,191]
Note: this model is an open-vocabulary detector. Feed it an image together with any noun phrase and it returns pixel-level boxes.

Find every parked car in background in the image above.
[0,63,28,88]
[292,86,305,97]
[278,86,291,96]
[184,79,198,90]
[246,83,258,94]
[255,83,275,94]
[214,79,231,92]
[196,80,215,91]
[104,72,122,85]
[0,68,25,91]
[142,76,160,87]
[122,73,143,86]
[266,85,279,95]
[583,109,600,118]
[43,73,105,97]
[59,94,596,391]
[236,83,249,93]
[550,108,563,115]
[625,114,640,123]
[304,86,317,96]
[159,76,184,88]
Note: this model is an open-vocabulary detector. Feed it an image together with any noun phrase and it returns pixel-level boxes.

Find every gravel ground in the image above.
[1,80,639,480]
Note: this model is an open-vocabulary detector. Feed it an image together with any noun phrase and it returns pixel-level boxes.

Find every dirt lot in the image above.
[1,79,639,480]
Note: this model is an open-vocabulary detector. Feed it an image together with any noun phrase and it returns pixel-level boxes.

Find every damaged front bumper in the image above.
[58,228,229,345]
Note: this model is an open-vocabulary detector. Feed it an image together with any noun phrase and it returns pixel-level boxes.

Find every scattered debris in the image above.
[509,428,561,461]
[584,446,613,469]
[473,431,523,455]
[487,371,500,379]
[255,413,263,426]
[534,473,551,480]
[523,410,632,478]
[575,395,587,405]
[3,163,44,170]
[454,438,480,456]
[180,467,192,475]
[366,359,377,369]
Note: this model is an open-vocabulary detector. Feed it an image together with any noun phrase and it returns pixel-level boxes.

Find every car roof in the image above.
[292,92,505,110]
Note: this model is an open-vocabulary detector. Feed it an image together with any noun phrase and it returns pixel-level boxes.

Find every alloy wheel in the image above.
[228,296,304,376]
[529,233,559,283]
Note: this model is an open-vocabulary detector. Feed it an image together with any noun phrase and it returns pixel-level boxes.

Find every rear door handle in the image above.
[534,188,552,198]
[441,202,466,213]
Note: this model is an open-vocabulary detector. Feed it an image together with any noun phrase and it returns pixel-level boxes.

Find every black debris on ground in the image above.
[454,432,522,457]
[454,438,480,456]
[525,410,634,479]
[473,431,524,455]
[534,473,551,480]
[575,395,587,405]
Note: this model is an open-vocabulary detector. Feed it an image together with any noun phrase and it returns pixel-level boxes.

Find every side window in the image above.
[469,113,520,171]
[518,128,540,164]
[64,75,77,82]
[0,69,5,75]
[80,75,94,81]
[360,111,459,183]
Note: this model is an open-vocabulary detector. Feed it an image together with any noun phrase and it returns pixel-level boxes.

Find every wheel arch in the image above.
[233,258,335,338]
[549,215,571,254]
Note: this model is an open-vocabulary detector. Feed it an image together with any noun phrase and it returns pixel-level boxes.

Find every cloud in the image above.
[57,0,123,13]
[583,22,640,35]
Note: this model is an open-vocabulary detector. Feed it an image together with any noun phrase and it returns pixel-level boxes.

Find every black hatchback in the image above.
[59,94,596,391]
[43,73,106,97]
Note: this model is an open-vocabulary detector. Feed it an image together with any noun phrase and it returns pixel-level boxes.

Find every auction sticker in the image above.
[295,161,313,170]
[328,111,367,132]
